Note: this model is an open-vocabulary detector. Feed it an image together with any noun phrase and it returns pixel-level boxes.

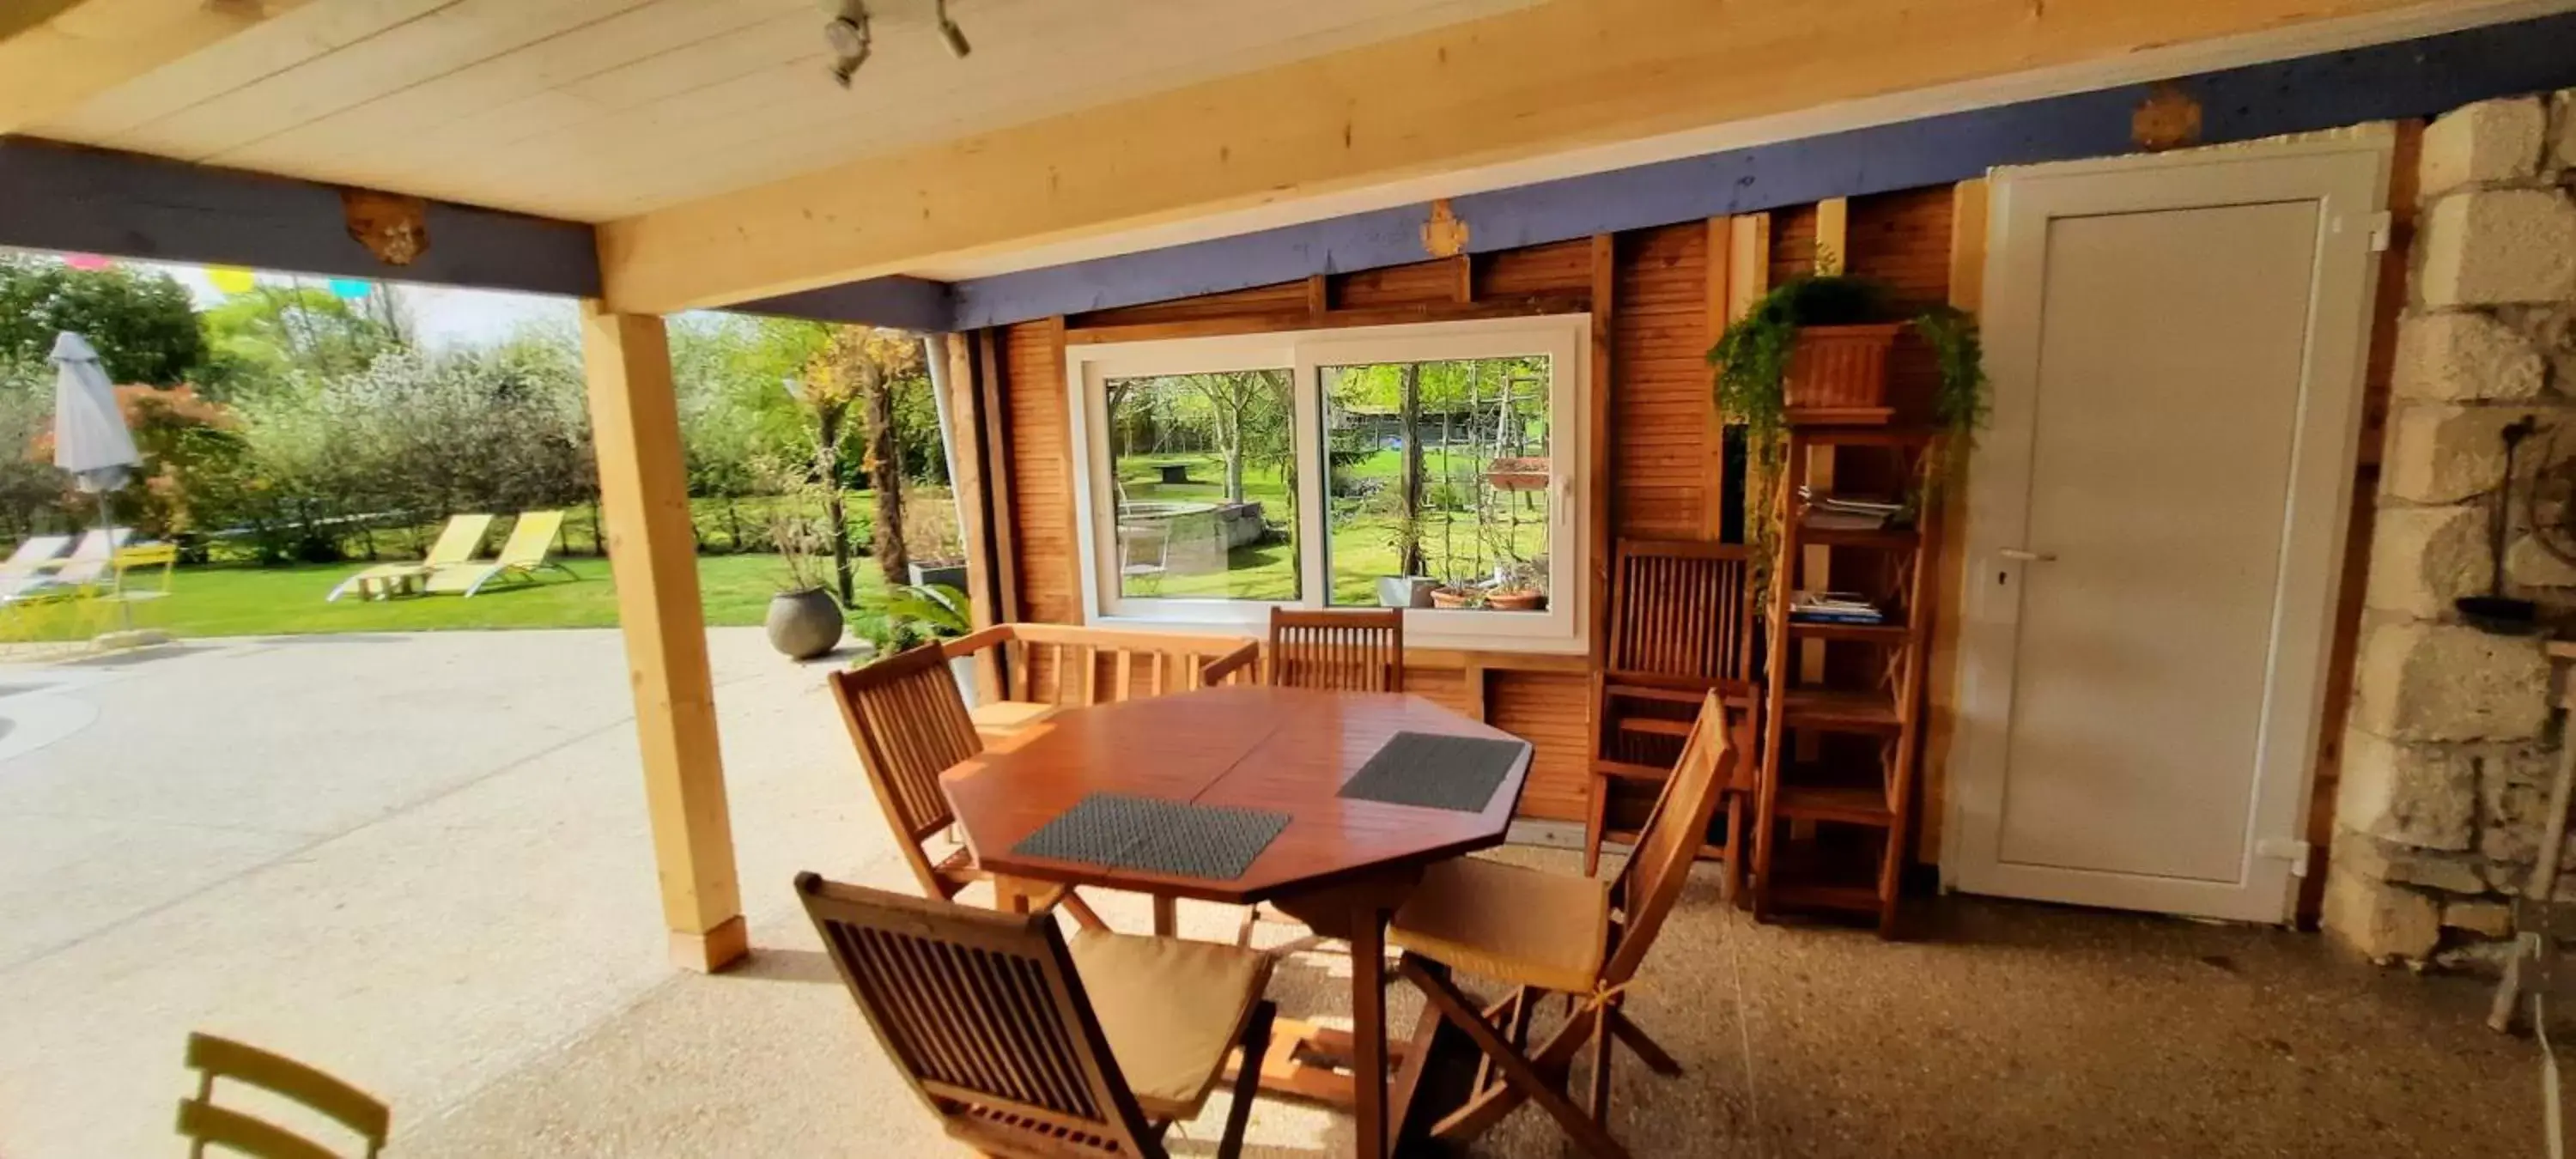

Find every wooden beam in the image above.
[1813,197,1850,275]
[1062,293,1592,345]
[0,137,599,296]
[728,276,954,331]
[918,11,2576,330]
[579,303,744,974]
[601,2,2555,316]
[0,1,313,135]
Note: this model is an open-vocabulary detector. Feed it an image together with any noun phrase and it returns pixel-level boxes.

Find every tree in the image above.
[198,283,405,397]
[793,325,926,602]
[0,257,205,385]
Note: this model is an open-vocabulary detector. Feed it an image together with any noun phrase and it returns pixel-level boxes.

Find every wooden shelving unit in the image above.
[1751,425,1940,937]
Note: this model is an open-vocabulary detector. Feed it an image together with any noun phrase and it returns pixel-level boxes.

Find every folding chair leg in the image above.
[1721,793,1746,905]
[1584,777,1607,877]
[1215,1001,1277,1159]
[1608,1009,1681,1077]
[1400,956,1630,1159]
[1588,1004,1615,1123]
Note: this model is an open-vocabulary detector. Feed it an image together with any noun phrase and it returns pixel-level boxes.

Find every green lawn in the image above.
[0,554,889,642]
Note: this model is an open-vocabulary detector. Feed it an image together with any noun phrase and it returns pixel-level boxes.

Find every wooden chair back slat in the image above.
[1267,608,1403,693]
[1605,539,1753,683]
[953,624,1259,707]
[1604,692,1736,985]
[830,646,984,893]
[177,1033,388,1159]
[798,874,1157,1158]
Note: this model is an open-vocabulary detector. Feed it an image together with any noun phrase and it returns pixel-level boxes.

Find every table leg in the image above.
[1152,895,1177,938]
[1348,903,1391,1159]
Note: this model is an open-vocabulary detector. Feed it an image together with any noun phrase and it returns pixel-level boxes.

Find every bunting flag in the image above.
[62,254,112,271]
[326,277,372,300]
[208,266,258,293]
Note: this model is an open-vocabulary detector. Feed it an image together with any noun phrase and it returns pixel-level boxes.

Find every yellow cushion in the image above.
[1389,857,1610,995]
[970,700,1060,737]
[1068,929,1273,1121]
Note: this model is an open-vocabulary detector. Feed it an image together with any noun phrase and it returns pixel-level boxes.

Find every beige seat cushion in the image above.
[970,700,1060,738]
[1068,929,1273,1121]
[1389,856,1610,995]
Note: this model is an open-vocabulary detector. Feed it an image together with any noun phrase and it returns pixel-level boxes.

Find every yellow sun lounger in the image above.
[326,513,494,601]
[426,510,575,598]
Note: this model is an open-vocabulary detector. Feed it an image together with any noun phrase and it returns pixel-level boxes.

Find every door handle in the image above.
[1999,548,2058,562]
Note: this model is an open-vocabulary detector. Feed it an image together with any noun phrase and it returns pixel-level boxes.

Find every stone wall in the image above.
[2324,93,2576,969]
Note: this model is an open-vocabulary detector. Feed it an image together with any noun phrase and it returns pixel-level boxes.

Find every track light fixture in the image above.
[936,0,970,58]
[825,0,872,88]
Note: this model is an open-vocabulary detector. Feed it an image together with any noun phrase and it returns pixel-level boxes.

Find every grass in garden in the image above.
[0,554,887,642]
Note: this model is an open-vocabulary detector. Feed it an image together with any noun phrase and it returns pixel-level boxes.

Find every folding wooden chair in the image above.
[1388,691,1739,1159]
[1266,606,1403,692]
[797,873,1279,1159]
[1587,538,1759,883]
[175,1032,389,1158]
[829,645,1107,930]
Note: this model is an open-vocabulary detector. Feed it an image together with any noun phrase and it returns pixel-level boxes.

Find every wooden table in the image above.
[942,684,1531,1159]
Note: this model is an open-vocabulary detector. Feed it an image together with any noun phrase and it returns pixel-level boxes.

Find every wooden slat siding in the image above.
[1850,186,1959,422]
[976,331,1024,627]
[1402,665,1474,719]
[1611,222,1711,538]
[1915,178,1985,865]
[1770,204,1819,288]
[1002,319,1082,684]
[1494,671,1592,821]
[2299,118,2421,924]
[1702,218,1733,539]
[1335,257,1473,310]
[1479,239,1596,297]
[1067,278,1310,327]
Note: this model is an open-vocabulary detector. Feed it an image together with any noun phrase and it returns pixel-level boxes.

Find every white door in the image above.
[1944,139,2386,923]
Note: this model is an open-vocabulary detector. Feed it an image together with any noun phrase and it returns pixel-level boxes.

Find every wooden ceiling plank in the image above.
[32,0,449,143]
[108,0,660,163]
[215,0,796,182]
[0,0,319,136]
[593,0,2464,313]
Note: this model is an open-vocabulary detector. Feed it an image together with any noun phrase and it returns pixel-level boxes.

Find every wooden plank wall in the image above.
[986,197,1954,824]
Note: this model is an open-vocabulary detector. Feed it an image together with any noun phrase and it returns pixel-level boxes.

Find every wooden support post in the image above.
[975,330,1024,624]
[1449,254,1475,304]
[1702,217,1733,540]
[1814,197,1850,274]
[1305,273,1331,316]
[1588,234,1616,668]
[1917,178,1988,863]
[1798,200,1850,711]
[943,332,1004,702]
[579,303,746,974]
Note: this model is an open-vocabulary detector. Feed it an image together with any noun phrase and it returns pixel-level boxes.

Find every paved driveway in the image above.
[0,628,887,1159]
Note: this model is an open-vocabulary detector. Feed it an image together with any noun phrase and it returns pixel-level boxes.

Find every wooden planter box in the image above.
[1483,457,1550,491]
[1785,323,1903,424]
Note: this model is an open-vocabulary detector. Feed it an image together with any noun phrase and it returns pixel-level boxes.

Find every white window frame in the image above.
[1064,313,1589,653]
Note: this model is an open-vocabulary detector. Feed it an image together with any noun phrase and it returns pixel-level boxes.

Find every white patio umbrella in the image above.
[49,331,140,628]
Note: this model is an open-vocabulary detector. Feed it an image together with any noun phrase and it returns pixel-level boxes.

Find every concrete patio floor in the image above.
[0,628,2540,1157]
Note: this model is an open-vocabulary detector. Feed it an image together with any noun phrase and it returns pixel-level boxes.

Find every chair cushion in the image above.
[1068,929,1273,1121]
[970,700,1060,738]
[1389,857,1610,995]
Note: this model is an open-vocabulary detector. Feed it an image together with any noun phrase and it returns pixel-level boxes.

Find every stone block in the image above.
[2421,96,2547,197]
[2444,899,2516,938]
[2323,870,2441,962]
[2507,534,2576,589]
[2383,405,2524,503]
[2336,730,2476,849]
[2557,89,2576,172]
[2351,621,2552,742]
[2418,190,2576,307]
[2482,777,2549,863]
[2391,312,2543,401]
[2333,831,2494,894]
[2363,503,2490,616]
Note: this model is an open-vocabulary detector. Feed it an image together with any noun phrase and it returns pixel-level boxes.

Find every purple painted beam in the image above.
[0,137,599,297]
[729,276,955,332]
[948,9,2576,330]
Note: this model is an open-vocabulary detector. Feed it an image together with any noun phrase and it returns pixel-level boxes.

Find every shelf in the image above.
[1775,784,1894,826]
[1785,618,1909,643]
[1614,716,1693,737]
[1796,526,1921,549]
[1780,688,1903,732]
[1593,757,1674,781]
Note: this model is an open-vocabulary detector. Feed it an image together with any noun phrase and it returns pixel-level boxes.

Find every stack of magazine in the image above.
[1799,488,1906,531]
[1789,590,1886,625]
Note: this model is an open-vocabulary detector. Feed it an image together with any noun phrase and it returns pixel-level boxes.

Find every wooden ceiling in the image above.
[21,0,1533,222]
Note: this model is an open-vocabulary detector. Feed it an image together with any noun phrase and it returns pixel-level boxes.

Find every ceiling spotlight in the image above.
[936,0,970,58]
[825,0,872,88]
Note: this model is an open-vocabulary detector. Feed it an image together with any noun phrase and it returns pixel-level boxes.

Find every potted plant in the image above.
[1373,507,1438,608]
[1710,272,1990,475]
[760,488,845,660]
[860,582,979,704]
[902,486,969,592]
[1488,556,1546,611]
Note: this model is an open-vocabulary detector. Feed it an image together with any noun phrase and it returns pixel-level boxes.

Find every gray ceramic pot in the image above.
[764,588,845,659]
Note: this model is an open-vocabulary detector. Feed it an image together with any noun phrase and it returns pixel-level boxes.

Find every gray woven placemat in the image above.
[1338,731,1528,812]
[1011,792,1289,880]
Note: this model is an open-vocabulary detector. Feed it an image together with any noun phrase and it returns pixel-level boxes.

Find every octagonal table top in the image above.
[942,685,1531,904]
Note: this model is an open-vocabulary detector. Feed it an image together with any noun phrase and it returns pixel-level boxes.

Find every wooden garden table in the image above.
[942,684,1531,1159]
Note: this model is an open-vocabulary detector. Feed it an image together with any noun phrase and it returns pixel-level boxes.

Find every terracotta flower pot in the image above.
[1487,589,1546,612]
[1786,323,1904,419]
[1429,587,1478,610]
